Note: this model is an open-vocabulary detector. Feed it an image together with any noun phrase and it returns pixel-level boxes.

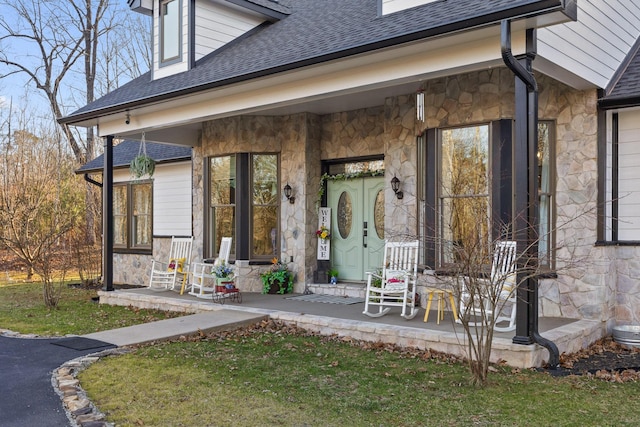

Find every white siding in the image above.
[616,109,640,240]
[195,1,264,61]
[112,163,192,237]
[153,0,190,80]
[538,0,640,88]
[153,162,192,236]
[380,0,438,15]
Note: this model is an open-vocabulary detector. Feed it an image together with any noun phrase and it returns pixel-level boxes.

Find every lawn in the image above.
[0,281,184,336]
[79,321,640,427]
[2,281,639,426]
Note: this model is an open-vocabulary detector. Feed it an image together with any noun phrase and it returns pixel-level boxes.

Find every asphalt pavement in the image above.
[0,335,115,427]
[0,310,264,426]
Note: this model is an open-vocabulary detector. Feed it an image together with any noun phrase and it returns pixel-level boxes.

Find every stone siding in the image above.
[414,69,608,325]
[134,66,626,329]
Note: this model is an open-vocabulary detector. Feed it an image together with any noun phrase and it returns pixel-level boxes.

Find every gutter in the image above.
[58,1,576,126]
[501,19,559,369]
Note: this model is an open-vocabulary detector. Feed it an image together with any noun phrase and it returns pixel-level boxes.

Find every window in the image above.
[252,154,279,257]
[538,121,555,267]
[209,155,236,257]
[419,120,555,269]
[114,181,152,252]
[439,125,490,264]
[206,153,279,261]
[160,0,181,64]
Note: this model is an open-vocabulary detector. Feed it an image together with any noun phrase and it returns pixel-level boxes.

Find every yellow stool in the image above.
[423,288,458,324]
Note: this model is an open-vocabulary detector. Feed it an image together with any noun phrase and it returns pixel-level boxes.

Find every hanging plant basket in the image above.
[130,133,155,179]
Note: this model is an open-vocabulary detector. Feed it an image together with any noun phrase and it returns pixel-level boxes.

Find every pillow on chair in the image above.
[168,257,186,273]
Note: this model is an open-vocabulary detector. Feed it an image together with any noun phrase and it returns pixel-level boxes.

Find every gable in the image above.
[536,0,640,90]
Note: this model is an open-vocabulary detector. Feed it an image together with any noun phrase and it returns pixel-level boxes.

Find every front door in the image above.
[328,177,385,281]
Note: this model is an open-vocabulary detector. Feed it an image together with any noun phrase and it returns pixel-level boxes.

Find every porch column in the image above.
[102,135,114,291]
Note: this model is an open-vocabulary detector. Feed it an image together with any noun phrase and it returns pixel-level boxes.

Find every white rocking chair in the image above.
[458,240,518,332]
[363,240,420,320]
[188,237,233,298]
[148,236,193,291]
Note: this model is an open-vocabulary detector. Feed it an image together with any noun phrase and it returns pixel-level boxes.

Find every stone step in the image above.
[306,282,366,298]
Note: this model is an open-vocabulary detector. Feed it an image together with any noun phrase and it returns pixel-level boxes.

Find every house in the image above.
[60,0,640,354]
[76,139,192,286]
[599,41,640,325]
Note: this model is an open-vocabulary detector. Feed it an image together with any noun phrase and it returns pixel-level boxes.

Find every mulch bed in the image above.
[542,336,640,381]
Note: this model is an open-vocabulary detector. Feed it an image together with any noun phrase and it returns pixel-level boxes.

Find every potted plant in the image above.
[328,267,339,284]
[212,262,234,292]
[130,153,155,179]
[130,133,155,179]
[261,258,294,294]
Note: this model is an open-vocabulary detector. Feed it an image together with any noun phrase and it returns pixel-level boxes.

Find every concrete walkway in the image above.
[82,310,266,346]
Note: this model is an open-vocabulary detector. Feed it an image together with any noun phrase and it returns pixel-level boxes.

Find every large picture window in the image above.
[114,181,152,252]
[206,153,279,261]
[439,125,490,264]
[419,120,555,269]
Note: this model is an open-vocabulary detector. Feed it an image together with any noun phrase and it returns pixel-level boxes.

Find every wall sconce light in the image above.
[391,175,403,199]
[416,90,425,122]
[283,183,295,204]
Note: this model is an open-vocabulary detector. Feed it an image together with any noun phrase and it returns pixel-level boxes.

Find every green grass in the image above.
[79,323,640,427]
[0,282,183,336]
[3,281,639,426]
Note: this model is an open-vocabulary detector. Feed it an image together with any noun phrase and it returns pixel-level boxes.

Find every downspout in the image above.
[500,19,559,368]
[84,173,103,188]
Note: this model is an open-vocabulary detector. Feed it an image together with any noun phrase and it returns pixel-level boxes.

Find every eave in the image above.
[59,1,575,129]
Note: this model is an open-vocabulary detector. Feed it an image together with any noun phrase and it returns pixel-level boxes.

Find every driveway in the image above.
[0,335,114,427]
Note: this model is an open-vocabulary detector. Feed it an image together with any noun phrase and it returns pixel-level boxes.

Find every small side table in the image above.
[423,288,458,324]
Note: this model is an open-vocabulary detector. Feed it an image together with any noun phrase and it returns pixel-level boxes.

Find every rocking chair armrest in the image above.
[151,259,169,269]
[366,271,383,288]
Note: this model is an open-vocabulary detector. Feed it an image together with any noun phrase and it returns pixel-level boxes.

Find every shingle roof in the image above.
[600,37,640,109]
[76,140,192,173]
[62,0,570,122]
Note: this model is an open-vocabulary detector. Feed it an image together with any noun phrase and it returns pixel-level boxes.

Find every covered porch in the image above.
[96,284,602,369]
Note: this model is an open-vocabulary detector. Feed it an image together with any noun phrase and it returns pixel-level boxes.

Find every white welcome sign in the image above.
[317,207,331,260]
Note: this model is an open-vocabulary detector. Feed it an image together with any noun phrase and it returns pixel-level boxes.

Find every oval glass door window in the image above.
[374,189,384,239]
[337,191,352,238]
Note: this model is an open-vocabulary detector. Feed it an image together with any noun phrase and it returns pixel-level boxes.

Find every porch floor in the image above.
[97,285,604,369]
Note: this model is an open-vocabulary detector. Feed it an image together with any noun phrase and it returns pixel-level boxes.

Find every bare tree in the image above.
[0,0,149,244]
[0,109,83,283]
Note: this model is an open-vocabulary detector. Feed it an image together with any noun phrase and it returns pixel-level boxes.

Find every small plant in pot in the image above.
[130,134,156,179]
[130,153,155,179]
[261,258,294,294]
[328,267,339,284]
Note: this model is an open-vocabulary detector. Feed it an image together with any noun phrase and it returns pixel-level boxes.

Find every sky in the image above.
[0,1,147,132]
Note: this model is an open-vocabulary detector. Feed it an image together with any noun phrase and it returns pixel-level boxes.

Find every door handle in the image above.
[363,221,368,248]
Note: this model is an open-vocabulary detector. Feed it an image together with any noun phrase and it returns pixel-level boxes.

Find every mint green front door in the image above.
[327,177,385,281]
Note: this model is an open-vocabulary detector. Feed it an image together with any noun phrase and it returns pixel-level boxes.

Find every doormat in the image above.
[51,337,115,351]
[286,294,365,305]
